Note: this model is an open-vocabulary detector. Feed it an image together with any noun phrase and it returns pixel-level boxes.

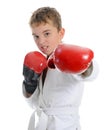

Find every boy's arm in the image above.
[22,51,47,98]
[79,59,99,80]
[72,59,99,81]
[22,65,40,98]
[48,43,94,74]
[47,43,99,80]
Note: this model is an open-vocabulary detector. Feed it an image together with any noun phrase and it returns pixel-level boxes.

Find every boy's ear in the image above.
[59,28,65,38]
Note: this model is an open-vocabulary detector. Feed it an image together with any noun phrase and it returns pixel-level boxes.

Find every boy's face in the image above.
[31,21,65,56]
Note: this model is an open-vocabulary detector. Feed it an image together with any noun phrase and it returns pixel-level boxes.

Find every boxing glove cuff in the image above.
[23,80,37,94]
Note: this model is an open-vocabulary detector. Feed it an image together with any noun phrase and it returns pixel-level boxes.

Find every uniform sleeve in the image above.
[22,83,40,109]
[73,60,99,81]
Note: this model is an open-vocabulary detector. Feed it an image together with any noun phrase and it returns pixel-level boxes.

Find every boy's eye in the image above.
[33,35,39,40]
[45,32,50,36]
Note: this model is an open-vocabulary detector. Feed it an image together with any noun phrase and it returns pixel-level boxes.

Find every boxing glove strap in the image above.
[23,80,37,94]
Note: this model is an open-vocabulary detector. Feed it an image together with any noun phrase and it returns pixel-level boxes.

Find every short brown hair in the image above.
[29,7,62,31]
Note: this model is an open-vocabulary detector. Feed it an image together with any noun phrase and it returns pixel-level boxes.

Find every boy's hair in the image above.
[29,7,62,31]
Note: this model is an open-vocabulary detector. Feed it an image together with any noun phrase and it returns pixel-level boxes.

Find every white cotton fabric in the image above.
[24,60,98,130]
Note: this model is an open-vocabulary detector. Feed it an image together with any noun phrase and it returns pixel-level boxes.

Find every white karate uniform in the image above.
[24,60,98,130]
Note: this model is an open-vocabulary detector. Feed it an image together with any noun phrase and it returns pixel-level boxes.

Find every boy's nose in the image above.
[38,37,46,45]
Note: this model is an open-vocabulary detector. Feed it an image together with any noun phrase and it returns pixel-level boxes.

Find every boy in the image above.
[22,7,98,130]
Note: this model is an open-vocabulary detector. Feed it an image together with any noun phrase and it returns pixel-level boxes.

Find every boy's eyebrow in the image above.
[32,33,36,36]
[32,29,51,36]
[43,29,51,33]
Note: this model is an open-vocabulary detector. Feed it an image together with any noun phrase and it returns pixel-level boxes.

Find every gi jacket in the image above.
[24,60,98,130]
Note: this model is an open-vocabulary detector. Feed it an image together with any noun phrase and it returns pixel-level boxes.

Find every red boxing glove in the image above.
[24,51,47,74]
[47,54,56,69]
[48,43,94,74]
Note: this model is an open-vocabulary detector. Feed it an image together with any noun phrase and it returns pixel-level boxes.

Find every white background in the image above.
[0,0,109,130]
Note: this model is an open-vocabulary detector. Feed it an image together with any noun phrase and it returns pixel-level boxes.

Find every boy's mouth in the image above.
[41,46,49,52]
